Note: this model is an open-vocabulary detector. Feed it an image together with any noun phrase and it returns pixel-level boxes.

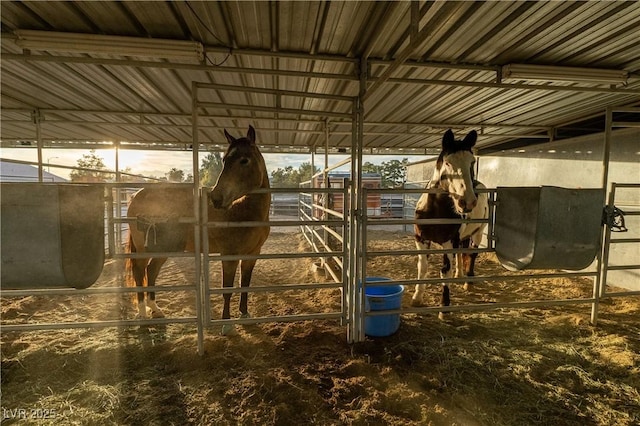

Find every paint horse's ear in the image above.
[442,129,456,152]
[224,129,236,144]
[462,130,477,149]
[247,125,256,144]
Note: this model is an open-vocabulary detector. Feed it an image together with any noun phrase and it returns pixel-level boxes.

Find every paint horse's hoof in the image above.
[221,324,238,336]
[150,309,165,319]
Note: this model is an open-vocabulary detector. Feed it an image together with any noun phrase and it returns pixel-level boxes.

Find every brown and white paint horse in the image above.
[412,129,488,318]
[126,126,270,335]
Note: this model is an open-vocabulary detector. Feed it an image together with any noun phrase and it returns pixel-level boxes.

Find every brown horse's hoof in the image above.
[463,283,471,291]
[438,312,447,321]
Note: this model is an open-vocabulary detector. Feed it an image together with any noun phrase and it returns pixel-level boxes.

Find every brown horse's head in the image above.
[210,125,269,209]
[434,129,478,214]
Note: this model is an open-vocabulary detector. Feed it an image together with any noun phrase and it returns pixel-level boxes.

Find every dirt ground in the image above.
[2,230,639,425]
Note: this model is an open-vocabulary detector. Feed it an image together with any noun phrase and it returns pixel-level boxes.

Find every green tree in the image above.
[297,162,320,184]
[363,161,381,175]
[270,163,320,187]
[69,150,110,182]
[200,151,224,186]
[270,166,298,187]
[379,158,408,188]
[361,159,408,188]
[166,168,185,182]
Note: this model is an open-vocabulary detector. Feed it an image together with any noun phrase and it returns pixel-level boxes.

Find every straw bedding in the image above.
[2,230,639,425]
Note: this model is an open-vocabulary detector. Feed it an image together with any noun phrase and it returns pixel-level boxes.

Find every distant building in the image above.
[0,160,68,182]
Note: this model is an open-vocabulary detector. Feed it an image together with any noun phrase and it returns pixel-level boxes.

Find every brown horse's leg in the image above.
[239,259,257,317]
[131,258,149,318]
[221,259,239,335]
[145,257,168,318]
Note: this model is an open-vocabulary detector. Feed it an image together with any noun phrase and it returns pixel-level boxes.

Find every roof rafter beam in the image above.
[0,107,556,131]
[1,53,358,82]
[362,0,430,101]
[382,76,640,95]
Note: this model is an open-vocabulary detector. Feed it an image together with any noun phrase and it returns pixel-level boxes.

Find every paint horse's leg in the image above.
[145,257,167,318]
[221,259,240,335]
[460,239,477,291]
[411,240,430,307]
[461,224,484,291]
[439,240,454,320]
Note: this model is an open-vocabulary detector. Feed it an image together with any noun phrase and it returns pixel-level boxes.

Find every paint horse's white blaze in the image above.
[437,134,478,214]
[412,129,488,317]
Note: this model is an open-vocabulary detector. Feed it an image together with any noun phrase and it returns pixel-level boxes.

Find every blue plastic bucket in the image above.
[363,277,404,337]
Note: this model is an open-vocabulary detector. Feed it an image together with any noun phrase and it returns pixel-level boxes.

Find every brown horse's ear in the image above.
[462,130,477,148]
[247,125,256,144]
[442,129,455,152]
[224,129,235,144]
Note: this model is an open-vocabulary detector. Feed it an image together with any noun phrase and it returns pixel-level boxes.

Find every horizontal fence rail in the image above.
[2,175,638,348]
[352,183,637,342]
[200,185,349,333]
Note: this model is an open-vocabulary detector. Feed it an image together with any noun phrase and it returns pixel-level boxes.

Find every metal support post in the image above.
[32,109,44,182]
[590,107,613,325]
[192,82,205,355]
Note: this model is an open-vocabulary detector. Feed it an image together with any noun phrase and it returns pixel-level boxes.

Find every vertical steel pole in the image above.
[201,188,212,324]
[591,107,613,325]
[352,57,367,342]
[347,103,358,343]
[360,187,369,342]
[33,109,44,182]
[112,141,121,254]
[310,147,317,252]
[601,107,613,195]
[192,82,205,355]
[341,179,349,328]
[105,186,115,259]
[322,120,330,269]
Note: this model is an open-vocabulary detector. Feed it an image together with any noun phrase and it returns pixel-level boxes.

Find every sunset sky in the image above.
[1,146,425,181]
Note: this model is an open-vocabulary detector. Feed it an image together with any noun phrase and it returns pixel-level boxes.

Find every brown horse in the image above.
[412,129,488,318]
[126,125,271,335]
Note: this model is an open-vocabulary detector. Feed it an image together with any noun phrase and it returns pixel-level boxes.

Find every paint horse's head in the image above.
[210,125,269,209]
[434,129,478,214]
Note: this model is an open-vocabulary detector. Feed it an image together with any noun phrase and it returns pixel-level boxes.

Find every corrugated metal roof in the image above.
[1,0,639,155]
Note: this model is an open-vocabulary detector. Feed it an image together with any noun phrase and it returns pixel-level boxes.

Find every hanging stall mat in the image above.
[494,186,604,271]
[1,183,105,289]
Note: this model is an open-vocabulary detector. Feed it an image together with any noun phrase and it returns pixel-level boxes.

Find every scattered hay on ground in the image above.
[2,231,639,425]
